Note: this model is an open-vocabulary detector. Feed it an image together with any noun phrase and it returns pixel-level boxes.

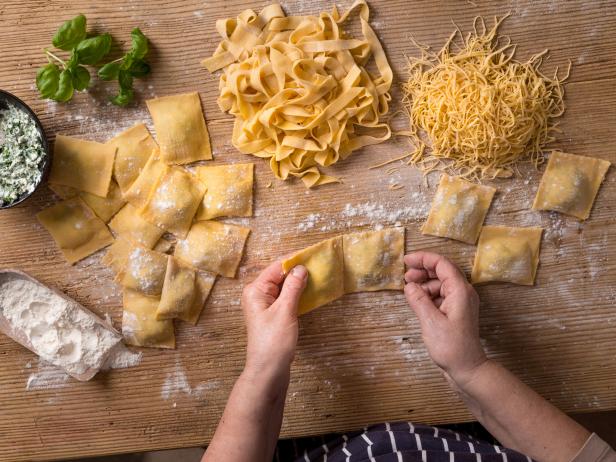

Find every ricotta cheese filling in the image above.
[0,104,45,205]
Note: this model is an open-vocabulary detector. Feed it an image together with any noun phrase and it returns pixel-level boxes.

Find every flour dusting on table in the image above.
[26,361,70,391]
[297,193,430,233]
[103,343,143,370]
[161,361,221,401]
[24,344,141,392]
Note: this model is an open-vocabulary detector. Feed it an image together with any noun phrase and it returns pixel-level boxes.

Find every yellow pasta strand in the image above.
[403,14,569,180]
[368,152,414,170]
[202,1,393,188]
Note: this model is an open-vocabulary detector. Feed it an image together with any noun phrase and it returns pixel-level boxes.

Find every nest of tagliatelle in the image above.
[403,14,570,180]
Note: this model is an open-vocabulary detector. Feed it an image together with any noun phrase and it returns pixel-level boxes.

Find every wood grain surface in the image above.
[1,1,615,460]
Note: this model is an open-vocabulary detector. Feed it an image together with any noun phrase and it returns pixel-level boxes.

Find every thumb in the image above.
[277,265,308,316]
[404,282,443,326]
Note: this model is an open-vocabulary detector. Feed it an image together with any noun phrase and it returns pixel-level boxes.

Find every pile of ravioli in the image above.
[37,92,254,349]
[420,151,610,286]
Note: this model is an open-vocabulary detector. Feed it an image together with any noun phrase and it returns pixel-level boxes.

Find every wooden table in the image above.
[1,1,615,460]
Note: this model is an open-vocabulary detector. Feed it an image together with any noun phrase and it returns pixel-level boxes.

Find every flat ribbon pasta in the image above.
[202,0,392,187]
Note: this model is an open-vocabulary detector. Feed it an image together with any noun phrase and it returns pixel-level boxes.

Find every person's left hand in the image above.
[241,261,308,381]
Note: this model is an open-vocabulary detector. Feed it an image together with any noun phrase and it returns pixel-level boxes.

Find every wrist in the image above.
[447,356,492,390]
[242,360,291,393]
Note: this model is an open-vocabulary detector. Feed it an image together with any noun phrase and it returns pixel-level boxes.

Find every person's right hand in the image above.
[404,251,487,386]
[241,261,307,383]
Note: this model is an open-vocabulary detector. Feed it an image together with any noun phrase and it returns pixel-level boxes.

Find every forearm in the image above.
[202,367,290,462]
[449,359,590,462]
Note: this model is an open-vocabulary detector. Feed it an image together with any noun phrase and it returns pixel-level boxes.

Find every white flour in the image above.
[26,361,71,391]
[24,345,142,392]
[161,366,193,399]
[161,361,221,401]
[342,199,429,224]
[103,343,143,370]
[0,278,121,376]
[297,196,430,233]
[24,345,141,391]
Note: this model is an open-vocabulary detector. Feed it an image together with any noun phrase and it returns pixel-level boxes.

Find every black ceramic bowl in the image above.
[0,90,50,209]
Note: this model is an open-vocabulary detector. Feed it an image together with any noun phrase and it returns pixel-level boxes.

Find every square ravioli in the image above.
[107,123,158,194]
[152,236,174,254]
[122,289,175,349]
[343,227,405,293]
[36,197,114,264]
[422,175,495,244]
[102,237,133,275]
[139,166,206,238]
[532,151,611,220]
[156,256,196,321]
[49,135,116,197]
[49,180,125,223]
[123,152,166,209]
[79,180,125,222]
[47,183,77,200]
[108,203,165,249]
[146,92,213,164]
[102,238,168,296]
[174,221,250,278]
[184,271,216,325]
[121,243,168,296]
[156,257,216,325]
[281,236,344,315]
[195,163,254,220]
[471,226,543,286]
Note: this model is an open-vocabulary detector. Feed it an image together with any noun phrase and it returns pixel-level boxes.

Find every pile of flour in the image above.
[0,278,121,376]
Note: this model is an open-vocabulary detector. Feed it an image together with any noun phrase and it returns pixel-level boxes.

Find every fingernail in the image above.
[291,265,307,279]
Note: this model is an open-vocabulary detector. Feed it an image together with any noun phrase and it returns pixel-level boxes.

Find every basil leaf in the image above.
[118,70,133,89]
[53,70,74,102]
[36,63,61,99]
[129,59,150,78]
[110,86,134,107]
[129,28,148,60]
[66,52,79,72]
[120,52,134,71]
[75,33,112,65]
[98,62,120,81]
[71,66,90,91]
[52,14,87,51]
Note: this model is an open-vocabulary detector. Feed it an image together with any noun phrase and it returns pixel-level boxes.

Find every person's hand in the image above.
[404,251,487,386]
[241,261,308,383]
